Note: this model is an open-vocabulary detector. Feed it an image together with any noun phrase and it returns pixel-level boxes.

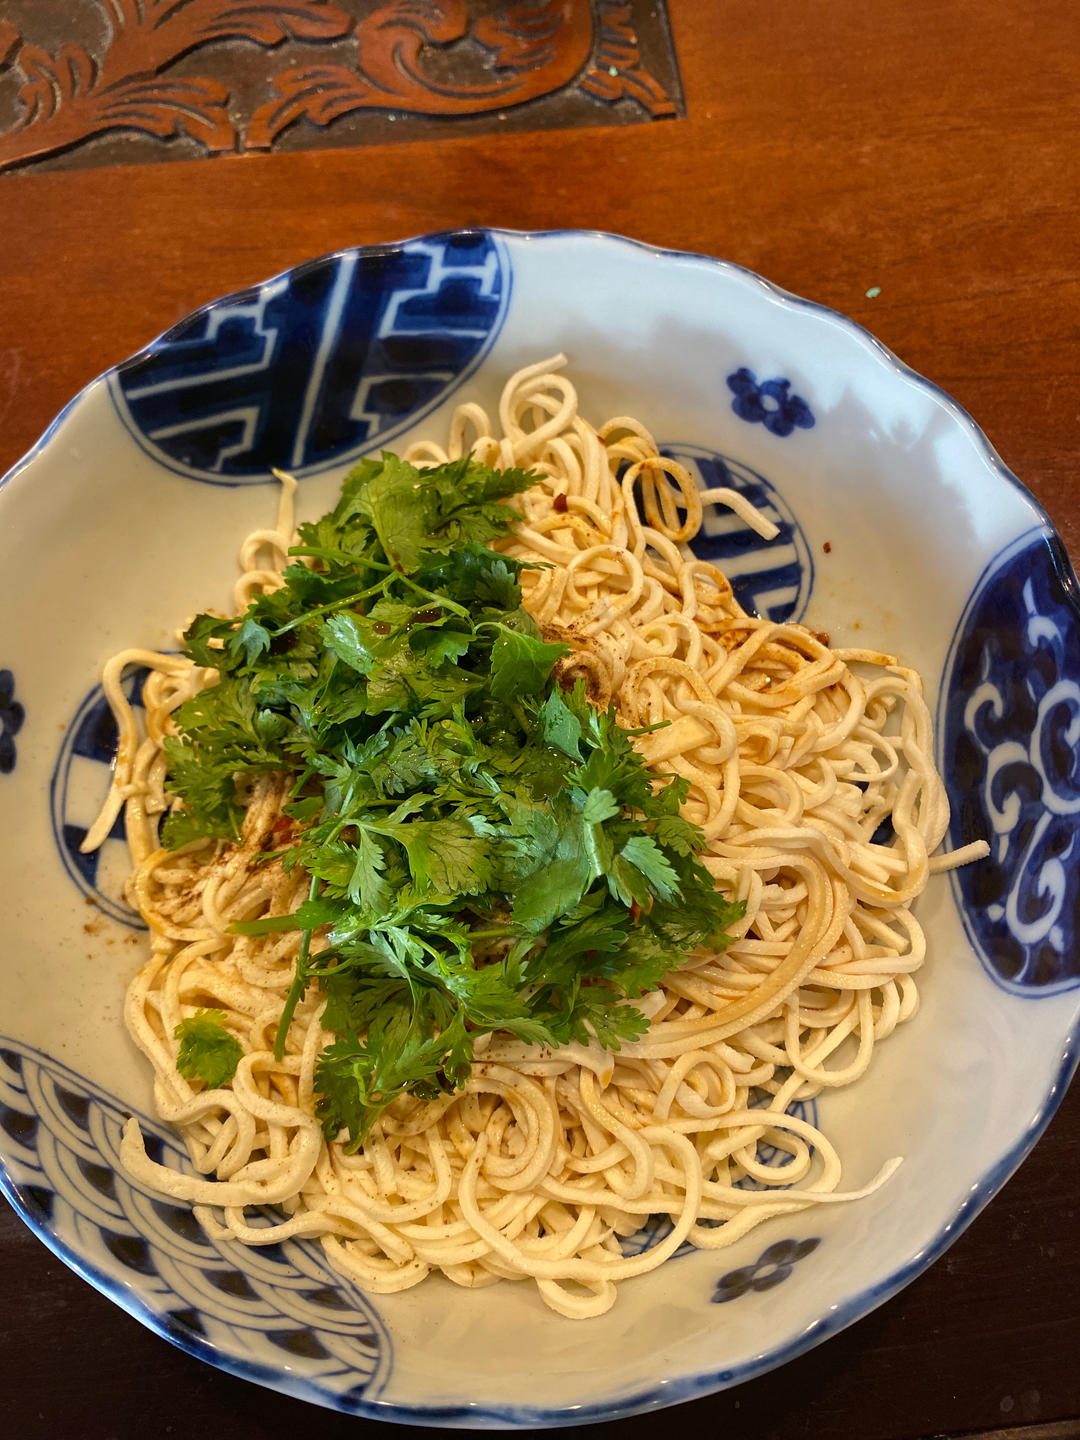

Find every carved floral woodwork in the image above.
[0,1,680,173]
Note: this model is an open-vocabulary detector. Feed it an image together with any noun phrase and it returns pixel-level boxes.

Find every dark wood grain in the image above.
[1,1,1079,1435]
[963,1428,1080,1440]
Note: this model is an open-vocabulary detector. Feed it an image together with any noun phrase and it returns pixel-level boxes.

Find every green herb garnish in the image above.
[174,1009,244,1089]
[161,453,743,1145]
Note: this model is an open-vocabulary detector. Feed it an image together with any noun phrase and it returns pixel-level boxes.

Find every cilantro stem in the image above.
[289,546,393,573]
[272,580,389,636]
[508,699,530,734]
[395,574,470,619]
[273,875,320,1061]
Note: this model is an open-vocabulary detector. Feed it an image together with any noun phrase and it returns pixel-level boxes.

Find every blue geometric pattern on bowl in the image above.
[110,233,509,485]
[0,1038,391,1408]
[0,668,23,775]
[712,1237,821,1303]
[49,670,149,928]
[942,527,1080,993]
[725,368,815,437]
[667,443,812,622]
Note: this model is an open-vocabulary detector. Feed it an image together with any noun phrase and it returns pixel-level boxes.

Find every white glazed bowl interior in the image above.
[0,230,1077,1426]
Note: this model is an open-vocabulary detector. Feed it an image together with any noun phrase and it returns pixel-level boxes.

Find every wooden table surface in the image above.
[2,3,1079,1436]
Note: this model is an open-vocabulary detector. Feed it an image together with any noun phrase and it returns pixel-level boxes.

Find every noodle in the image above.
[87,358,987,1319]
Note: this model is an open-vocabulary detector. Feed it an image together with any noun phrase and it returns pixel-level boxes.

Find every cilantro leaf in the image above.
[323,612,377,675]
[538,687,583,760]
[618,835,682,904]
[653,812,706,856]
[347,828,390,912]
[512,851,592,934]
[393,818,493,896]
[174,1009,243,1089]
[583,787,620,824]
[354,454,434,572]
[228,616,272,667]
[488,623,568,701]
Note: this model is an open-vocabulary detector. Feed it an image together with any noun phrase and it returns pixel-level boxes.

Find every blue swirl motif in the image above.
[0,1039,390,1405]
[0,668,24,774]
[112,233,508,484]
[943,530,1080,992]
[725,368,815,437]
[668,444,812,623]
[49,671,149,928]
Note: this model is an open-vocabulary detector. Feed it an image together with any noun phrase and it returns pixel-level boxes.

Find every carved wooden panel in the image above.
[0,1,682,174]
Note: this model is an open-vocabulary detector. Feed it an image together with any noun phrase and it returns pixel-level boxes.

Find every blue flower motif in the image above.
[726,368,815,436]
[711,1236,820,1303]
[0,669,24,775]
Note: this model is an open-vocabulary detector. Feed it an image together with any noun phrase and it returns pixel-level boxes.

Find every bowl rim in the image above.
[1,226,1078,1428]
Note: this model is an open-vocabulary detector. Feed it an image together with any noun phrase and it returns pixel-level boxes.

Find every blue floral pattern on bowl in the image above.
[0,1038,391,1409]
[725,368,815,437]
[111,233,509,485]
[0,668,23,775]
[942,528,1080,993]
[671,444,812,622]
[712,1237,821,1303]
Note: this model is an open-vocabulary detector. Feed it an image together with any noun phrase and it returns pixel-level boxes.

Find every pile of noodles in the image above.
[84,357,986,1318]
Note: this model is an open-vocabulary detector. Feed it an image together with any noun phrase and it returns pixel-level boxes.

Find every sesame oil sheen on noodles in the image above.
[83,358,986,1319]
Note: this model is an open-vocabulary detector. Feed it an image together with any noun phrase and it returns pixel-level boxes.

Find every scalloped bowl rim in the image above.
[1,227,1078,1427]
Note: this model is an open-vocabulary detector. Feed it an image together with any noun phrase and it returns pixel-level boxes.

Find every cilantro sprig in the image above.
[174,1009,244,1089]
[161,452,743,1145]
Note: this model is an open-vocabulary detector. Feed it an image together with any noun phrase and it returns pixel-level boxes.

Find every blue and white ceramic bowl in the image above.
[1,230,1077,1426]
